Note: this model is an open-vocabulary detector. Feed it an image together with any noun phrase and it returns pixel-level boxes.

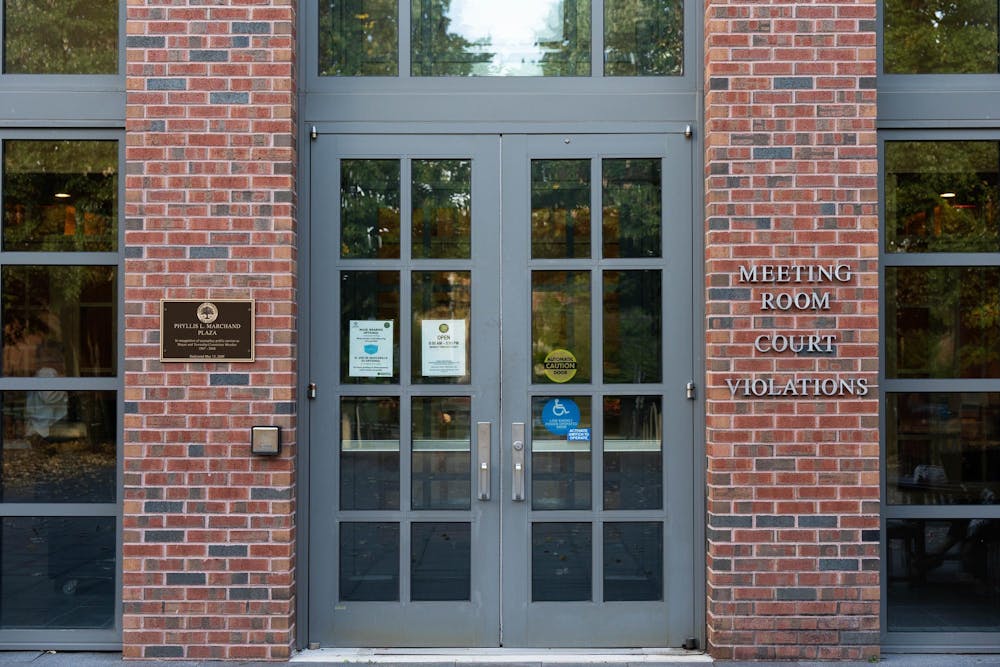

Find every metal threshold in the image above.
[292,648,712,664]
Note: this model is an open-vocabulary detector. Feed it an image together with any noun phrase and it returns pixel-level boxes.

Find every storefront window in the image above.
[883,0,999,74]
[3,0,118,75]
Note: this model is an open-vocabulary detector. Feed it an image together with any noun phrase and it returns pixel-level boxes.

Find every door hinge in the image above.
[685,381,696,400]
[310,125,318,140]
[307,382,317,399]
[684,124,692,139]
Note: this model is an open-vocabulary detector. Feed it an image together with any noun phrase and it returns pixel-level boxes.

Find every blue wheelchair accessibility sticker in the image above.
[541,398,581,436]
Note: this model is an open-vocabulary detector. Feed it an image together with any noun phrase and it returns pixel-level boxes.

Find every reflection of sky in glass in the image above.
[446,0,568,75]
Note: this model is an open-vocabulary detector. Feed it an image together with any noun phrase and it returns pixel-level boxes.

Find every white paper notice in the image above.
[348,320,394,377]
[421,319,467,377]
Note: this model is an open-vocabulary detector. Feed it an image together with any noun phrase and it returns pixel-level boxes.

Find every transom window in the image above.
[883,0,1000,74]
[2,0,118,75]
[319,0,683,77]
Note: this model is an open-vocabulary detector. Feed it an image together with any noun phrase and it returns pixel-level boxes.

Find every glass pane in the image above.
[3,0,117,75]
[340,522,399,601]
[604,0,682,76]
[532,522,591,601]
[319,0,398,76]
[532,271,591,384]
[412,159,471,259]
[888,518,1000,631]
[340,271,400,383]
[603,395,661,510]
[3,140,118,252]
[531,396,591,510]
[340,397,400,510]
[2,390,115,503]
[2,265,116,377]
[602,158,661,258]
[411,0,591,76]
[412,396,471,510]
[884,0,998,74]
[0,517,114,629]
[412,271,471,384]
[885,141,1000,253]
[604,522,662,601]
[603,270,661,383]
[887,393,1000,505]
[411,522,471,601]
[532,160,591,259]
[340,160,400,259]
[886,267,1000,379]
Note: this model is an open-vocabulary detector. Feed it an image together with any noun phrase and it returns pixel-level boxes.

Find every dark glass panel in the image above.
[603,270,661,383]
[340,160,400,258]
[412,159,471,259]
[887,393,1000,505]
[0,517,114,629]
[411,396,471,510]
[604,0,682,76]
[885,141,1000,253]
[410,522,471,601]
[532,271,591,384]
[411,0,591,76]
[602,158,662,258]
[340,522,399,601]
[3,140,117,252]
[531,396,592,510]
[888,518,1000,631]
[884,0,998,74]
[604,522,662,601]
[603,395,662,510]
[531,160,591,259]
[2,265,116,378]
[532,522,592,601]
[319,0,398,76]
[340,397,400,511]
[4,0,117,74]
[340,271,400,384]
[411,271,471,384]
[1,391,116,503]
[886,267,1000,379]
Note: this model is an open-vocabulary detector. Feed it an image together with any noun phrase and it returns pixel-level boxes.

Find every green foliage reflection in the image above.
[4,0,117,74]
[884,0,999,74]
[604,0,682,76]
[319,0,398,76]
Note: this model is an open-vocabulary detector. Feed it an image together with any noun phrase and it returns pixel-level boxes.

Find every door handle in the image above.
[512,422,525,502]
[477,422,491,501]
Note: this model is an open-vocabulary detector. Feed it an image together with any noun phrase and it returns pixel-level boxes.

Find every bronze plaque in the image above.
[160,299,255,362]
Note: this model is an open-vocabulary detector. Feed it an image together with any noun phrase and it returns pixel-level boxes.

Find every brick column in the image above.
[123,1,297,660]
[704,2,879,660]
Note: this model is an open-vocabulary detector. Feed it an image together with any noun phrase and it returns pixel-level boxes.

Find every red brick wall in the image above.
[123,0,297,660]
[703,1,880,660]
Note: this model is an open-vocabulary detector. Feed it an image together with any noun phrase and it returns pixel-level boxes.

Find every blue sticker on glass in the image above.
[541,398,581,436]
[567,428,590,441]
[363,344,379,354]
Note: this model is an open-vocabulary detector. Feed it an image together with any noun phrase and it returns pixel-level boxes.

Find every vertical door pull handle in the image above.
[512,422,526,502]
[477,422,491,501]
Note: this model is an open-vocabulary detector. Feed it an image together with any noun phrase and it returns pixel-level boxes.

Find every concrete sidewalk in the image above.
[1,652,1000,667]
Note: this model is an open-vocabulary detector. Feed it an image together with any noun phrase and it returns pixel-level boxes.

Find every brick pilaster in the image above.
[123,0,297,659]
[703,1,880,660]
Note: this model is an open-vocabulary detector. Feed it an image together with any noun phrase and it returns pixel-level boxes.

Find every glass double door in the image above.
[309,133,694,647]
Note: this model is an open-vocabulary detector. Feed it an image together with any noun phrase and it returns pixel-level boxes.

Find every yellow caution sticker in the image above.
[543,348,577,383]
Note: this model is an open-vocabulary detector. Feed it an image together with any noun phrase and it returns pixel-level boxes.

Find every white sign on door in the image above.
[348,320,394,377]
[421,319,466,377]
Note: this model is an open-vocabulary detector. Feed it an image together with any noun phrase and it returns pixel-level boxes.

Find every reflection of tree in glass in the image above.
[4,0,117,74]
[604,0,683,76]
[884,0,998,74]
[412,160,471,258]
[603,271,661,383]
[320,0,399,76]
[886,142,1000,253]
[3,141,117,252]
[411,0,494,75]
[532,272,591,382]
[341,160,401,258]
[531,160,591,259]
[602,159,661,258]
[538,0,591,76]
